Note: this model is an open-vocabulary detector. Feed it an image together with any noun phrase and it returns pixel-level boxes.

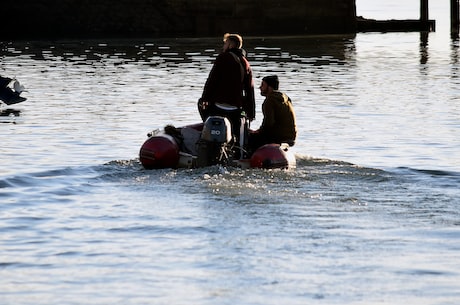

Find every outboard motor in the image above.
[196,116,233,167]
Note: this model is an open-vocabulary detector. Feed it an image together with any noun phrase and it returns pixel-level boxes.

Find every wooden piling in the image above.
[452,0,460,36]
[420,0,429,21]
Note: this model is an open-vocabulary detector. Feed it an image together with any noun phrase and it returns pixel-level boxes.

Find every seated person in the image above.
[249,75,297,152]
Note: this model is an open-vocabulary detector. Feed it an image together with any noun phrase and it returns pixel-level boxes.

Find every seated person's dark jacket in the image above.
[257,91,297,146]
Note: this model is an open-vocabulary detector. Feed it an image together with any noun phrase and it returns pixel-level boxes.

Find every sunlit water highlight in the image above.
[1,2,460,304]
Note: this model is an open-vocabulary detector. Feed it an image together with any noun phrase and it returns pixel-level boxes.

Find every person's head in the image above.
[260,75,279,96]
[223,33,243,51]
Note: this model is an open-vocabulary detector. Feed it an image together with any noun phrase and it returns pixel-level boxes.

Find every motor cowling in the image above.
[200,116,232,144]
[195,116,233,167]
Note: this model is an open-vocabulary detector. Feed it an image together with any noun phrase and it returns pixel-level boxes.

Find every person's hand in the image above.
[198,98,209,110]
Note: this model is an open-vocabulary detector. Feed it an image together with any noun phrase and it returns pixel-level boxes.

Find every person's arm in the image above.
[241,56,256,120]
[260,97,276,133]
[201,54,225,102]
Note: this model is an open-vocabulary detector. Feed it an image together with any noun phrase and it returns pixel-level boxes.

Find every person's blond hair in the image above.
[223,33,243,49]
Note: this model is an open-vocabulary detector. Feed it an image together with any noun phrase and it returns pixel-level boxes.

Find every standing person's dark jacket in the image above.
[200,48,255,121]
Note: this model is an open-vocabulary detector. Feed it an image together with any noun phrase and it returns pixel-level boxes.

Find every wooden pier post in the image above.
[420,0,435,32]
[420,0,429,22]
[452,0,460,37]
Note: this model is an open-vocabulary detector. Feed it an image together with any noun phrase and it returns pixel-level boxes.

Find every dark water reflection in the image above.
[1,35,356,65]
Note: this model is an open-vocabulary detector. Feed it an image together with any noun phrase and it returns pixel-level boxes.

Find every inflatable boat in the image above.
[139,116,295,170]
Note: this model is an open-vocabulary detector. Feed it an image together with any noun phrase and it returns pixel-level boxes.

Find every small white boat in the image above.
[0,77,27,105]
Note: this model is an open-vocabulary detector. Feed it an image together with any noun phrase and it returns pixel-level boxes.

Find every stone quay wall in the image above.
[1,0,356,40]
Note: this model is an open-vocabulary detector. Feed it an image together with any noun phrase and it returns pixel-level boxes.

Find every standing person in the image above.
[249,75,297,152]
[198,33,255,138]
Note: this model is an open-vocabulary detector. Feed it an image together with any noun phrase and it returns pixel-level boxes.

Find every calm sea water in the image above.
[1,1,459,304]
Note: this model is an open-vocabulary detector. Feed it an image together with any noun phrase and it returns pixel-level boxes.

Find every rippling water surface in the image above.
[1,2,460,304]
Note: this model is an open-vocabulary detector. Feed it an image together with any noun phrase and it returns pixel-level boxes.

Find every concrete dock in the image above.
[0,0,439,40]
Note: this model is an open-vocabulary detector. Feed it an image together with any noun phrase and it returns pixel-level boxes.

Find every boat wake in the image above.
[2,156,458,207]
